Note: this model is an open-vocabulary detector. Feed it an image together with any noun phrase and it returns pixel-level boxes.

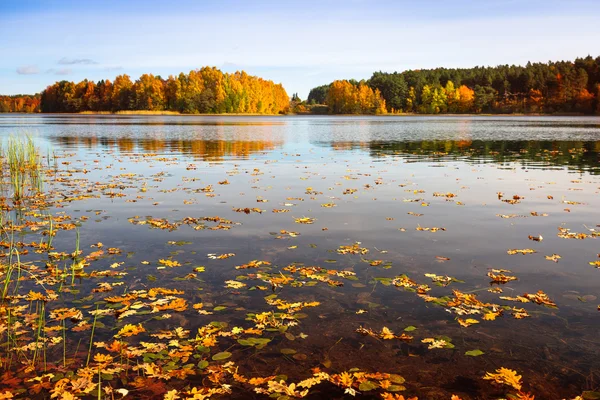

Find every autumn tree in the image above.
[308,55,600,114]
[35,67,289,114]
[112,75,134,111]
[326,80,386,114]
[456,85,475,113]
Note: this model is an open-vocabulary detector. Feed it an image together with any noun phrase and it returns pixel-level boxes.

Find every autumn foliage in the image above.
[0,95,40,113]
[39,67,289,114]
[310,55,600,114]
[326,80,387,114]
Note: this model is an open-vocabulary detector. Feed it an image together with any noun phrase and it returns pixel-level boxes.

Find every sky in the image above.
[1,0,600,99]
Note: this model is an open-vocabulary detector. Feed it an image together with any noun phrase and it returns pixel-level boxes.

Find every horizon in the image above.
[2,0,600,98]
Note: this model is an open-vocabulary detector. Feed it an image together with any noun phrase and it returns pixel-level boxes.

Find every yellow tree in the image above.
[405,87,416,113]
[112,74,134,111]
[445,81,458,112]
[134,74,165,110]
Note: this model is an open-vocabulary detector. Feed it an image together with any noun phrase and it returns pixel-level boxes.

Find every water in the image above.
[1,114,599,399]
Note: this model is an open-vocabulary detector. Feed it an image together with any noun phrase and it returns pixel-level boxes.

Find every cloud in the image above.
[58,57,98,65]
[16,65,39,75]
[46,68,72,75]
[104,66,124,71]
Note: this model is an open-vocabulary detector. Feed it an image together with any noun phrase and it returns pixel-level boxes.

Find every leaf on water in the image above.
[422,337,454,349]
[403,326,417,332]
[116,323,145,338]
[225,280,246,289]
[389,374,405,384]
[211,351,232,361]
[294,217,315,224]
[465,349,485,357]
[457,318,480,327]
[358,381,378,391]
[280,348,297,355]
[158,258,181,267]
[507,248,537,255]
[483,367,522,390]
[523,290,557,308]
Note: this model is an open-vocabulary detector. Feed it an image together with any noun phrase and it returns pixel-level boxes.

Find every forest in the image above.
[306,55,600,114]
[3,56,600,115]
[39,67,290,114]
[0,94,41,113]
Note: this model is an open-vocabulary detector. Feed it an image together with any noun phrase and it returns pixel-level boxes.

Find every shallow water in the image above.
[1,114,599,399]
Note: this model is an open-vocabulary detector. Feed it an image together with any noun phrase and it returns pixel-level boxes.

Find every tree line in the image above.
[37,67,289,114]
[0,95,41,113]
[3,56,600,115]
[306,55,600,114]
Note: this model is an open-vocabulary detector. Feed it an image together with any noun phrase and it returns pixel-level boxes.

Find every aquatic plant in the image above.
[1,135,43,202]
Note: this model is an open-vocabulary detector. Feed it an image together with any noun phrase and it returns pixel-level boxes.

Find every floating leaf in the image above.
[358,381,377,391]
[483,367,522,390]
[212,351,232,361]
[465,349,485,357]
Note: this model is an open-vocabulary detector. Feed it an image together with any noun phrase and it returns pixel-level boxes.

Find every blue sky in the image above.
[1,0,599,98]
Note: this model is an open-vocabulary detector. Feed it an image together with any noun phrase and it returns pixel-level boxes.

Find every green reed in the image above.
[2,135,43,202]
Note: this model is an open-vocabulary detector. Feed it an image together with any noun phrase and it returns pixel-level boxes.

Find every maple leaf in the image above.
[338,371,354,388]
[483,311,501,321]
[267,381,309,397]
[297,375,326,389]
[116,323,146,337]
[225,280,246,289]
[483,367,523,390]
[158,259,181,267]
[457,318,479,327]
[380,327,395,340]
[163,390,180,400]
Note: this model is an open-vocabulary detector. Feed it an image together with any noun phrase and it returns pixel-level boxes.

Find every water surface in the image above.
[1,114,599,399]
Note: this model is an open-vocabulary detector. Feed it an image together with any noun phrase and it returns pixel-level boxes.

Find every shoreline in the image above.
[0,111,597,117]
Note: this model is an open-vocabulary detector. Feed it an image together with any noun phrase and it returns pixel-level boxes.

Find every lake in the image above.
[0,114,599,399]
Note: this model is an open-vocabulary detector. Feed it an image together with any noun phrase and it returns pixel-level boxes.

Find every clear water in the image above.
[1,114,599,399]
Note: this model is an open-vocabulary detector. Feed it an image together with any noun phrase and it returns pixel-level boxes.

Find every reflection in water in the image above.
[49,136,282,160]
[367,140,600,174]
[49,134,600,173]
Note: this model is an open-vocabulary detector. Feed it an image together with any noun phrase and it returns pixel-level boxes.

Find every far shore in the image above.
[0,111,596,117]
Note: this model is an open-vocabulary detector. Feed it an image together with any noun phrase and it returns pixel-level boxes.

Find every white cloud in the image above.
[45,68,72,75]
[58,57,98,65]
[16,65,39,75]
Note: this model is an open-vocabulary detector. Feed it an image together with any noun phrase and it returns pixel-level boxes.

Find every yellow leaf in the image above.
[116,323,145,338]
[483,367,523,390]
[163,390,180,400]
[380,327,395,340]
